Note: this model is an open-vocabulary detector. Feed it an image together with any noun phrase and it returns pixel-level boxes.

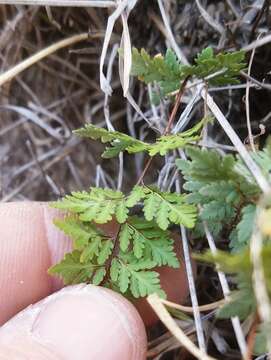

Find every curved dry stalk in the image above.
[147,294,216,360]
[162,299,225,313]
[245,35,260,152]
[0,32,101,87]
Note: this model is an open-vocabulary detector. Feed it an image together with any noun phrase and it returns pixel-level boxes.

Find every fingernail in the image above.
[0,285,147,360]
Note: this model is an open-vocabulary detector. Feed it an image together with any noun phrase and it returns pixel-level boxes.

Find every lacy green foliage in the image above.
[49,184,194,298]
[75,118,206,158]
[53,185,197,230]
[49,215,180,298]
[52,188,128,224]
[196,244,271,355]
[179,144,271,356]
[141,186,197,230]
[195,249,255,319]
[176,146,260,252]
[131,47,246,96]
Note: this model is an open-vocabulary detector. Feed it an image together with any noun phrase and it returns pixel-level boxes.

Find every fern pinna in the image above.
[49,185,197,298]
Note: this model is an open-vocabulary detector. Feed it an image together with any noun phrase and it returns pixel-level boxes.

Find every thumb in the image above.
[0,284,147,360]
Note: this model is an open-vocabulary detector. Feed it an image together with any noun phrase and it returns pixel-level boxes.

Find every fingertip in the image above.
[0,202,71,324]
[0,285,147,360]
[42,204,72,290]
[0,202,52,324]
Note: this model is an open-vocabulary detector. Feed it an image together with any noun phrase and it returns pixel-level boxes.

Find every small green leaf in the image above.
[126,186,146,207]
[48,250,93,285]
[97,240,113,265]
[133,231,145,259]
[93,267,106,285]
[53,218,91,249]
[110,259,120,282]
[233,205,256,251]
[119,223,133,252]
[144,193,159,222]
[115,200,129,223]
[217,289,256,320]
[119,266,130,293]
[129,270,166,298]
[80,238,101,262]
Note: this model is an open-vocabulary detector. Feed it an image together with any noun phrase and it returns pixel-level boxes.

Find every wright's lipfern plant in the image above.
[48,46,256,305]
[177,144,271,355]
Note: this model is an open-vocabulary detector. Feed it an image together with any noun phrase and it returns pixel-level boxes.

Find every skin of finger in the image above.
[0,202,71,325]
[0,284,147,360]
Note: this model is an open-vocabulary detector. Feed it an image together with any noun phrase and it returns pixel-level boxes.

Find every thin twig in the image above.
[147,294,216,360]
[240,71,271,91]
[245,38,258,152]
[164,76,190,134]
[242,33,271,52]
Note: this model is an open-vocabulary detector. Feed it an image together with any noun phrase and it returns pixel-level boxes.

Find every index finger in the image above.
[0,202,71,324]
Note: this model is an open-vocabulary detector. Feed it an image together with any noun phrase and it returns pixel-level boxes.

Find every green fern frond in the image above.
[131,46,246,96]
[52,187,128,224]
[230,204,256,252]
[112,260,166,298]
[74,119,207,159]
[48,210,181,299]
[176,146,260,248]
[124,217,180,267]
[48,250,95,285]
[142,186,197,230]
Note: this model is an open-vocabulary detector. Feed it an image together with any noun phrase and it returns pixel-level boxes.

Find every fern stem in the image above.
[164,76,190,135]
[101,223,121,286]
[136,77,190,186]
[135,157,153,186]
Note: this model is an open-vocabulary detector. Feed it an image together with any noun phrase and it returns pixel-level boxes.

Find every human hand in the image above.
[0,203,147,359]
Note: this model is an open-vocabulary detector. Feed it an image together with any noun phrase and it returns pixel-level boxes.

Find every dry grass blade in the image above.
[204,90,270,194]
[203,222,248,357]
[0,0,116,6]
[99,0,137,96]
[242,33,271,52]
[195,0,224,34]
[161,299,225,313]
[147,294,216,360]
[180,225,206,352]
[0,33,90,87]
